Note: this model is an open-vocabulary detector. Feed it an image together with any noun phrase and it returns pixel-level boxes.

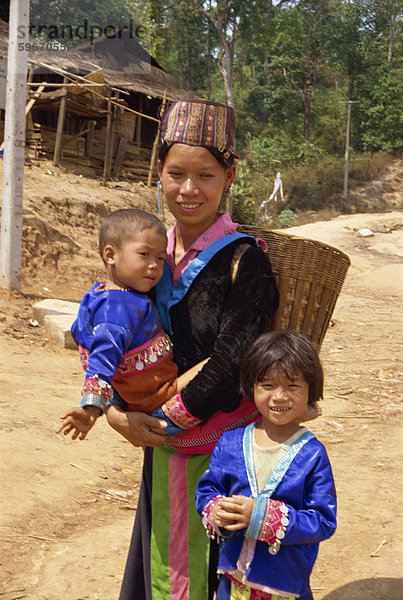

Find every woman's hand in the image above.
[213,495,254,531]
[106,405,170,448]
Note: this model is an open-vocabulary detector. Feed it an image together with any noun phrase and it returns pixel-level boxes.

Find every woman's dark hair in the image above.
[99,208,166,260]
[158,141,236,168]
[240,330,323,407]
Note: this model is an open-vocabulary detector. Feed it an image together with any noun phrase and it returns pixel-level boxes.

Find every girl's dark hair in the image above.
[99,208,166,260]
[158,141,236,168]
[240,330,323,407]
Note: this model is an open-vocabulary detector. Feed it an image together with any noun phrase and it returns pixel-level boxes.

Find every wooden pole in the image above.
[85,120,96,157]
[25,84,45,116]
[147,90,166,187]
[0,84,44,154]
[340,100,360,198]
[53,77,68,166]
[109,103,117,168]
[135,95,143,145]
[343,102,352,198]
[103,88,113,183]
[26,82,104,88]
[112,136,128,177]
[27,64,36,84]
[0,0,29,291]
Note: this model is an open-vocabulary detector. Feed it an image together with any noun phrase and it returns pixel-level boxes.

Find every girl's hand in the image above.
[106,405,170,448]
[213,495,254,531]
[56,406,100,440]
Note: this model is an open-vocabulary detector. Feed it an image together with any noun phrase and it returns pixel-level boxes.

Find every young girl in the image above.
[57,208,205,440]
[195,330,337,600]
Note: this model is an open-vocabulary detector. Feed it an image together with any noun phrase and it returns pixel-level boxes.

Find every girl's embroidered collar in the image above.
[243,423,315,498]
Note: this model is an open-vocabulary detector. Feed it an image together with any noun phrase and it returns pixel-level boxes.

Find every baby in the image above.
[57,208,204,440]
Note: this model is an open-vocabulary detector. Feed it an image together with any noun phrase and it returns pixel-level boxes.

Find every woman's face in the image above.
[157,144,236,233]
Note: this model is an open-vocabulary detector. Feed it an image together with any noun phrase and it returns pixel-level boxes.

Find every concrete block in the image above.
[357,228,374,238]
[33,299,79,349]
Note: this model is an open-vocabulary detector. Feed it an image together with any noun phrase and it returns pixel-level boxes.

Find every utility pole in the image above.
[0,0,30,290]
[340,100,360,199]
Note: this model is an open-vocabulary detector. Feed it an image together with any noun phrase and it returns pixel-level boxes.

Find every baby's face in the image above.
[111,227,167,293]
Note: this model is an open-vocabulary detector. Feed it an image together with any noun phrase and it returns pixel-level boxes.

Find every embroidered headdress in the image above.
[160,100,238,162]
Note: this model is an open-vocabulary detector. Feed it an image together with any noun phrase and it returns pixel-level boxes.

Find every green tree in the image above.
[193,0,244,107]
[124,0,167,59]
[29,0,131,46]
[326,0,365,100]
[161,1,214,94]
[364,0,402,62]
[29,0,130,30]
[332,0,403,152]
[268,0,333,139]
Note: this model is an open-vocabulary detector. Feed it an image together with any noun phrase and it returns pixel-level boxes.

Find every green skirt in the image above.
[119,445,216,600]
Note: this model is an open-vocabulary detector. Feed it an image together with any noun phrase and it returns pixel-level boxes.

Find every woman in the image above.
[106,100,279,600]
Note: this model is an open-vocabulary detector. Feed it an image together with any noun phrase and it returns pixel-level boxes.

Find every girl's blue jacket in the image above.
[195,425,337,599]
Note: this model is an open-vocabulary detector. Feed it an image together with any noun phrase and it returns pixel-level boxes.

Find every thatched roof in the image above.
[0,20,198,101]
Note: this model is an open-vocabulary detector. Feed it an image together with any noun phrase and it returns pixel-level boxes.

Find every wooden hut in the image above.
[0,20,197,182]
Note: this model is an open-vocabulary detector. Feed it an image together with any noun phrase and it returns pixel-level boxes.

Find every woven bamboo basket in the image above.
[237,225,351,349]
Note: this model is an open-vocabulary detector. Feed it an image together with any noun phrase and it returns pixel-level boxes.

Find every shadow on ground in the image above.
[321,578,402,600]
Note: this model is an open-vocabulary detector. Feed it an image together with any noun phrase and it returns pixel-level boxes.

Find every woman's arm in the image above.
[148,361,210,435]
[106,405,169,447]
[181,245,279,420]
[176,358,209,392]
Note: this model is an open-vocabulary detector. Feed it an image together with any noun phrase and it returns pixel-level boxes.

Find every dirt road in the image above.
[1,160,402,599]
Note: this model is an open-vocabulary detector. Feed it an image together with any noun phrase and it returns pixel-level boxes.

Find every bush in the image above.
[231,159,258,224]
[278,209,297,228]
[232,128,394,222]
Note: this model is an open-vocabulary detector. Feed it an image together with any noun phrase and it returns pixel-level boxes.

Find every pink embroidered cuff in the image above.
[202,496,224,539]
[82,375,113,404]
[257,500,287,543]
[246,497,289,555]
[161,392,203,431]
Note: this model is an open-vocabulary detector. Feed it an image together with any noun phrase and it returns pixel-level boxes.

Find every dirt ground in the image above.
[0,158,402,600]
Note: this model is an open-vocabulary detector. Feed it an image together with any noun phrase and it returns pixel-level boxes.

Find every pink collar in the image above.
[166,212,238,285]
